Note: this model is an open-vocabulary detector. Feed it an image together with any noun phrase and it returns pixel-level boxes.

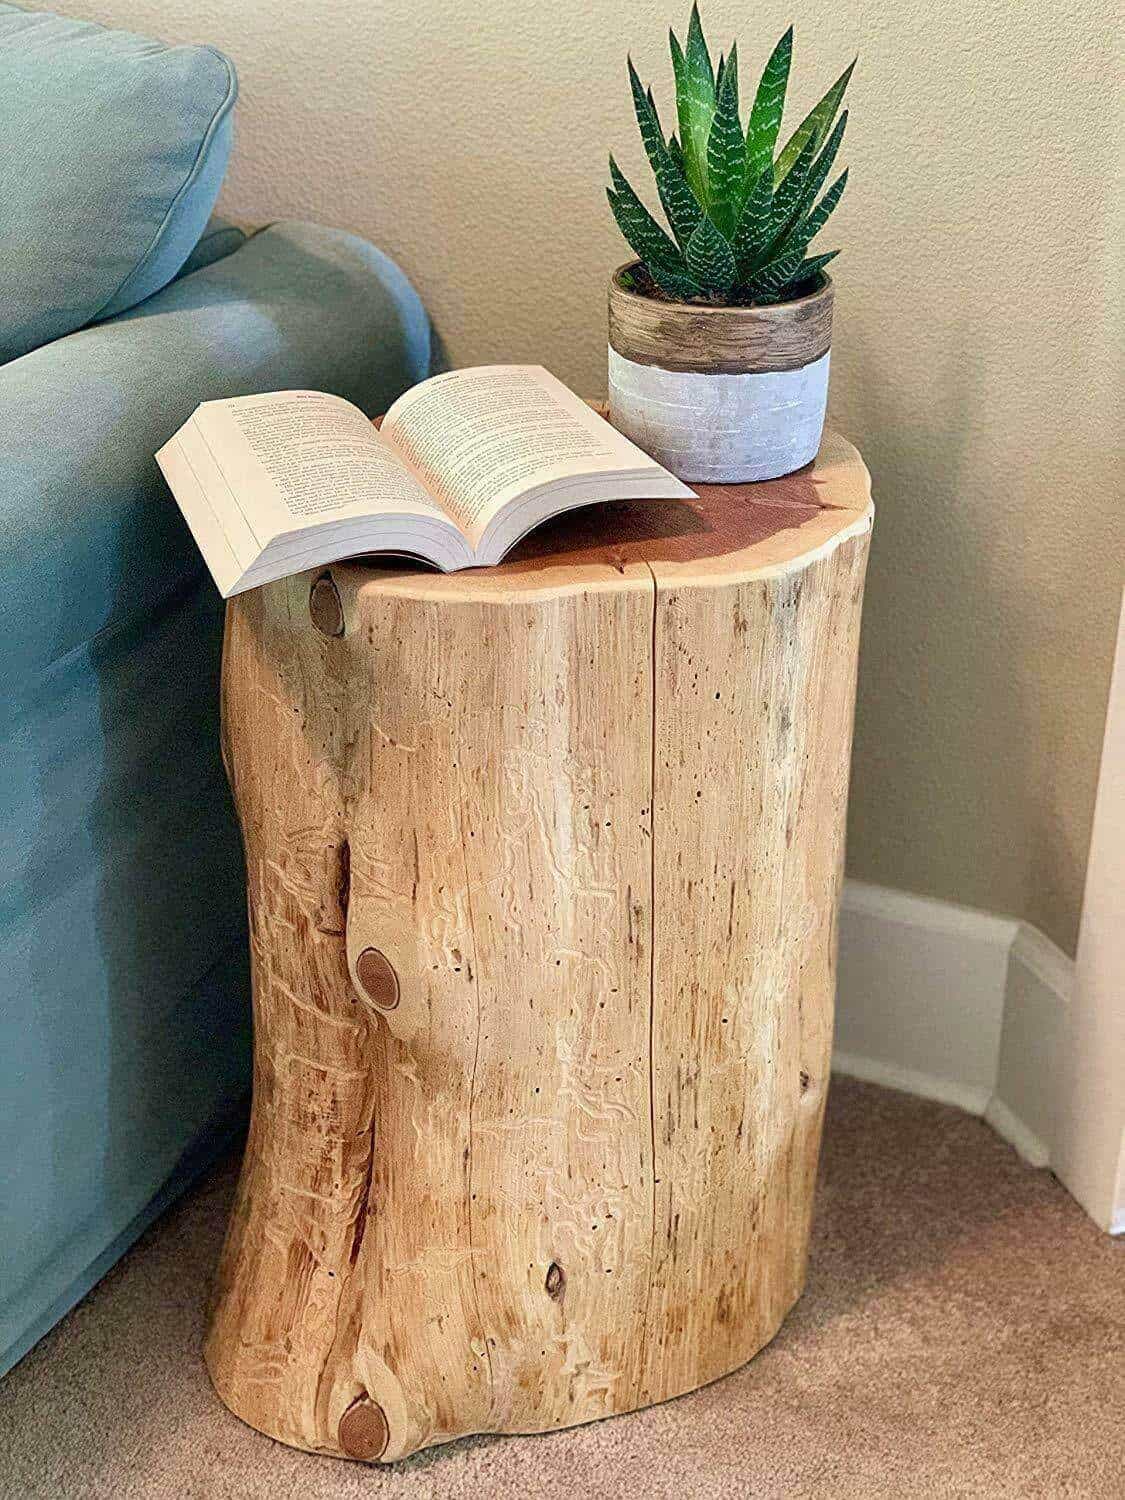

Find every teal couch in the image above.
[0,9,434,1378]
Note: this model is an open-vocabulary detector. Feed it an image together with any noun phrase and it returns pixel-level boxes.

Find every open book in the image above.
[156,365,695,597]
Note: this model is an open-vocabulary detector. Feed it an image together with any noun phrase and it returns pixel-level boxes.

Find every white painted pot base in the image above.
[608,347,830,483]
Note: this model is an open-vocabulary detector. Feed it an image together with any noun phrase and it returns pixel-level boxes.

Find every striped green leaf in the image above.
[685,4,715,92]
[752,250,839,302]
[647,260,707,299]
[628,58,703,249]
[717,44,737,105]
[791,109,847,227]
[760,108,848,265]
[789,249,839,284]
[745,27,792,182]
[607,157,683,270]
[685,214,736,293]
[774,57,855,185]
[672,5,717,204]
[746,169,848,294]
[607,189,702,298]
[798,167,848,243]
[749,126,820,268]
[705,44,745,237]
[731,164,775,275]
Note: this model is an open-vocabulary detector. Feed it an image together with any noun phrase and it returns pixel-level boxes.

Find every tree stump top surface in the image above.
[340,425,872,603]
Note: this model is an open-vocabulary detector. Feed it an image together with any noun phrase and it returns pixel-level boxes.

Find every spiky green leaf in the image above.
[745,27,792,182]
[774,57,855,185]
[705,44,745,237]
[649,261,708,299]
[798,168,848,242]
[749,126,820,267]
[744,243,806,296]
[759,108,848,266]
[685,215,736,293]
[718,44,737,103]
[668,132,685,174]
[751,249,839,302]
[788,249,839,284]
[672,5,717,203]
[628,58,703,249]
[606,157,683,269]
[607,189,702,298]
[685,4,715,90]
[790,109,847,227]
[746,169,848,294]
[731,164,775,275]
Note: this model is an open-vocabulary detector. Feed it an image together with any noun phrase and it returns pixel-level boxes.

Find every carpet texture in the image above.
[0,1077,1121,1499]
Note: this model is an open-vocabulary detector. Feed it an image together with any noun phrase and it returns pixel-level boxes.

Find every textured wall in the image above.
[64,0,1122,952]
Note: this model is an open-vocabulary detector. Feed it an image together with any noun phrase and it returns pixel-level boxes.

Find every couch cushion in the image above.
[0,221,434,696]
[173,215,247,281]
[0,4,236,362]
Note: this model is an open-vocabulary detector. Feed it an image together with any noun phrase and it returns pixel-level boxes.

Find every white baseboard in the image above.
[832,878,1016,1108]
[831,1048,992,1117]
[982,1095,1050,1168]
[988,923,1073,1166]
[832,880,1073,1174]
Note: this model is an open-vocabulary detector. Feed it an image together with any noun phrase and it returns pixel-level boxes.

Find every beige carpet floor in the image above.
[1,1077,1121,1499]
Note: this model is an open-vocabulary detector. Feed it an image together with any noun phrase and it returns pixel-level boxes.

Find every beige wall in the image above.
[71,0,1122,952]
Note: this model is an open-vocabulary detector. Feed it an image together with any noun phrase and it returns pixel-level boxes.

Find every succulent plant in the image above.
[607,7,854,305]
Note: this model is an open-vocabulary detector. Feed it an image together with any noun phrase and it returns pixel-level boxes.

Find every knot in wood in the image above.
[355,947,399,1010]
[338,1395,389,1461]
[309,574,344,637]
[545,1261,566,1300]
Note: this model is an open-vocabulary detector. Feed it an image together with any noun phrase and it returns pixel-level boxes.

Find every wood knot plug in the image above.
[355,947,400,1010]
[309,573,344,637]
[545,1261,566,1301]
[338,1395,389,1462]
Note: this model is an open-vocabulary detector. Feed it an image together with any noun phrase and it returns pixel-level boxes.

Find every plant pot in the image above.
[607,262,834,483]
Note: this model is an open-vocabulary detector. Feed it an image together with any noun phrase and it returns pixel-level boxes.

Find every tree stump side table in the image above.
[205,431,873,1463]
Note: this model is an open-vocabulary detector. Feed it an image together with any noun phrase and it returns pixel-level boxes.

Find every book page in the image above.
[194,390,446,546]
[381,366,677,545]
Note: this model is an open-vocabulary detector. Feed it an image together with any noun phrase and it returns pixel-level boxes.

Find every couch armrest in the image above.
[0,222,434,691]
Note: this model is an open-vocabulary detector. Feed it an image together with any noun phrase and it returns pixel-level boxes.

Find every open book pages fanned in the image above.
[156,365,696,597]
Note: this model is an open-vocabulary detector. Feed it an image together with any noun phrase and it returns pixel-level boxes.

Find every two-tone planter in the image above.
[608,262,834,483]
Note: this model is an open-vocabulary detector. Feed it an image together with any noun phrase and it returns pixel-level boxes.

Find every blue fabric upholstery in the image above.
[173,215,248,280]
[0,4,236,362]
[0,221,433,1376]
[0,220,434,695]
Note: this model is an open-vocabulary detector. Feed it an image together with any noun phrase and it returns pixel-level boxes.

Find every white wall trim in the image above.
[833,878,1015,1122]
[832,1048,992,1118]
[982,1095,1051,1170]
[984,920,1074,1172]
[1010,921,1074,1001]
[833,880,1087,1211]
[841,878,1018,946]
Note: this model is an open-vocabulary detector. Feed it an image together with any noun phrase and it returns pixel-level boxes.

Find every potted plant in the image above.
[607,7,854,482]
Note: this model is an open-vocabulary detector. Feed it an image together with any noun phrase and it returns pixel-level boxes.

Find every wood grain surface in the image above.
[204,433,873,1462]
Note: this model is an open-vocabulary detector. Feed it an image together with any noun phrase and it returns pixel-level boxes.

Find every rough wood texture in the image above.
[608,262,833,373]
[205,432,873,1463]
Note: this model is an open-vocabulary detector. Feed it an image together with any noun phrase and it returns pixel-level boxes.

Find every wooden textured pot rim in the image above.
[608,261,833,374]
